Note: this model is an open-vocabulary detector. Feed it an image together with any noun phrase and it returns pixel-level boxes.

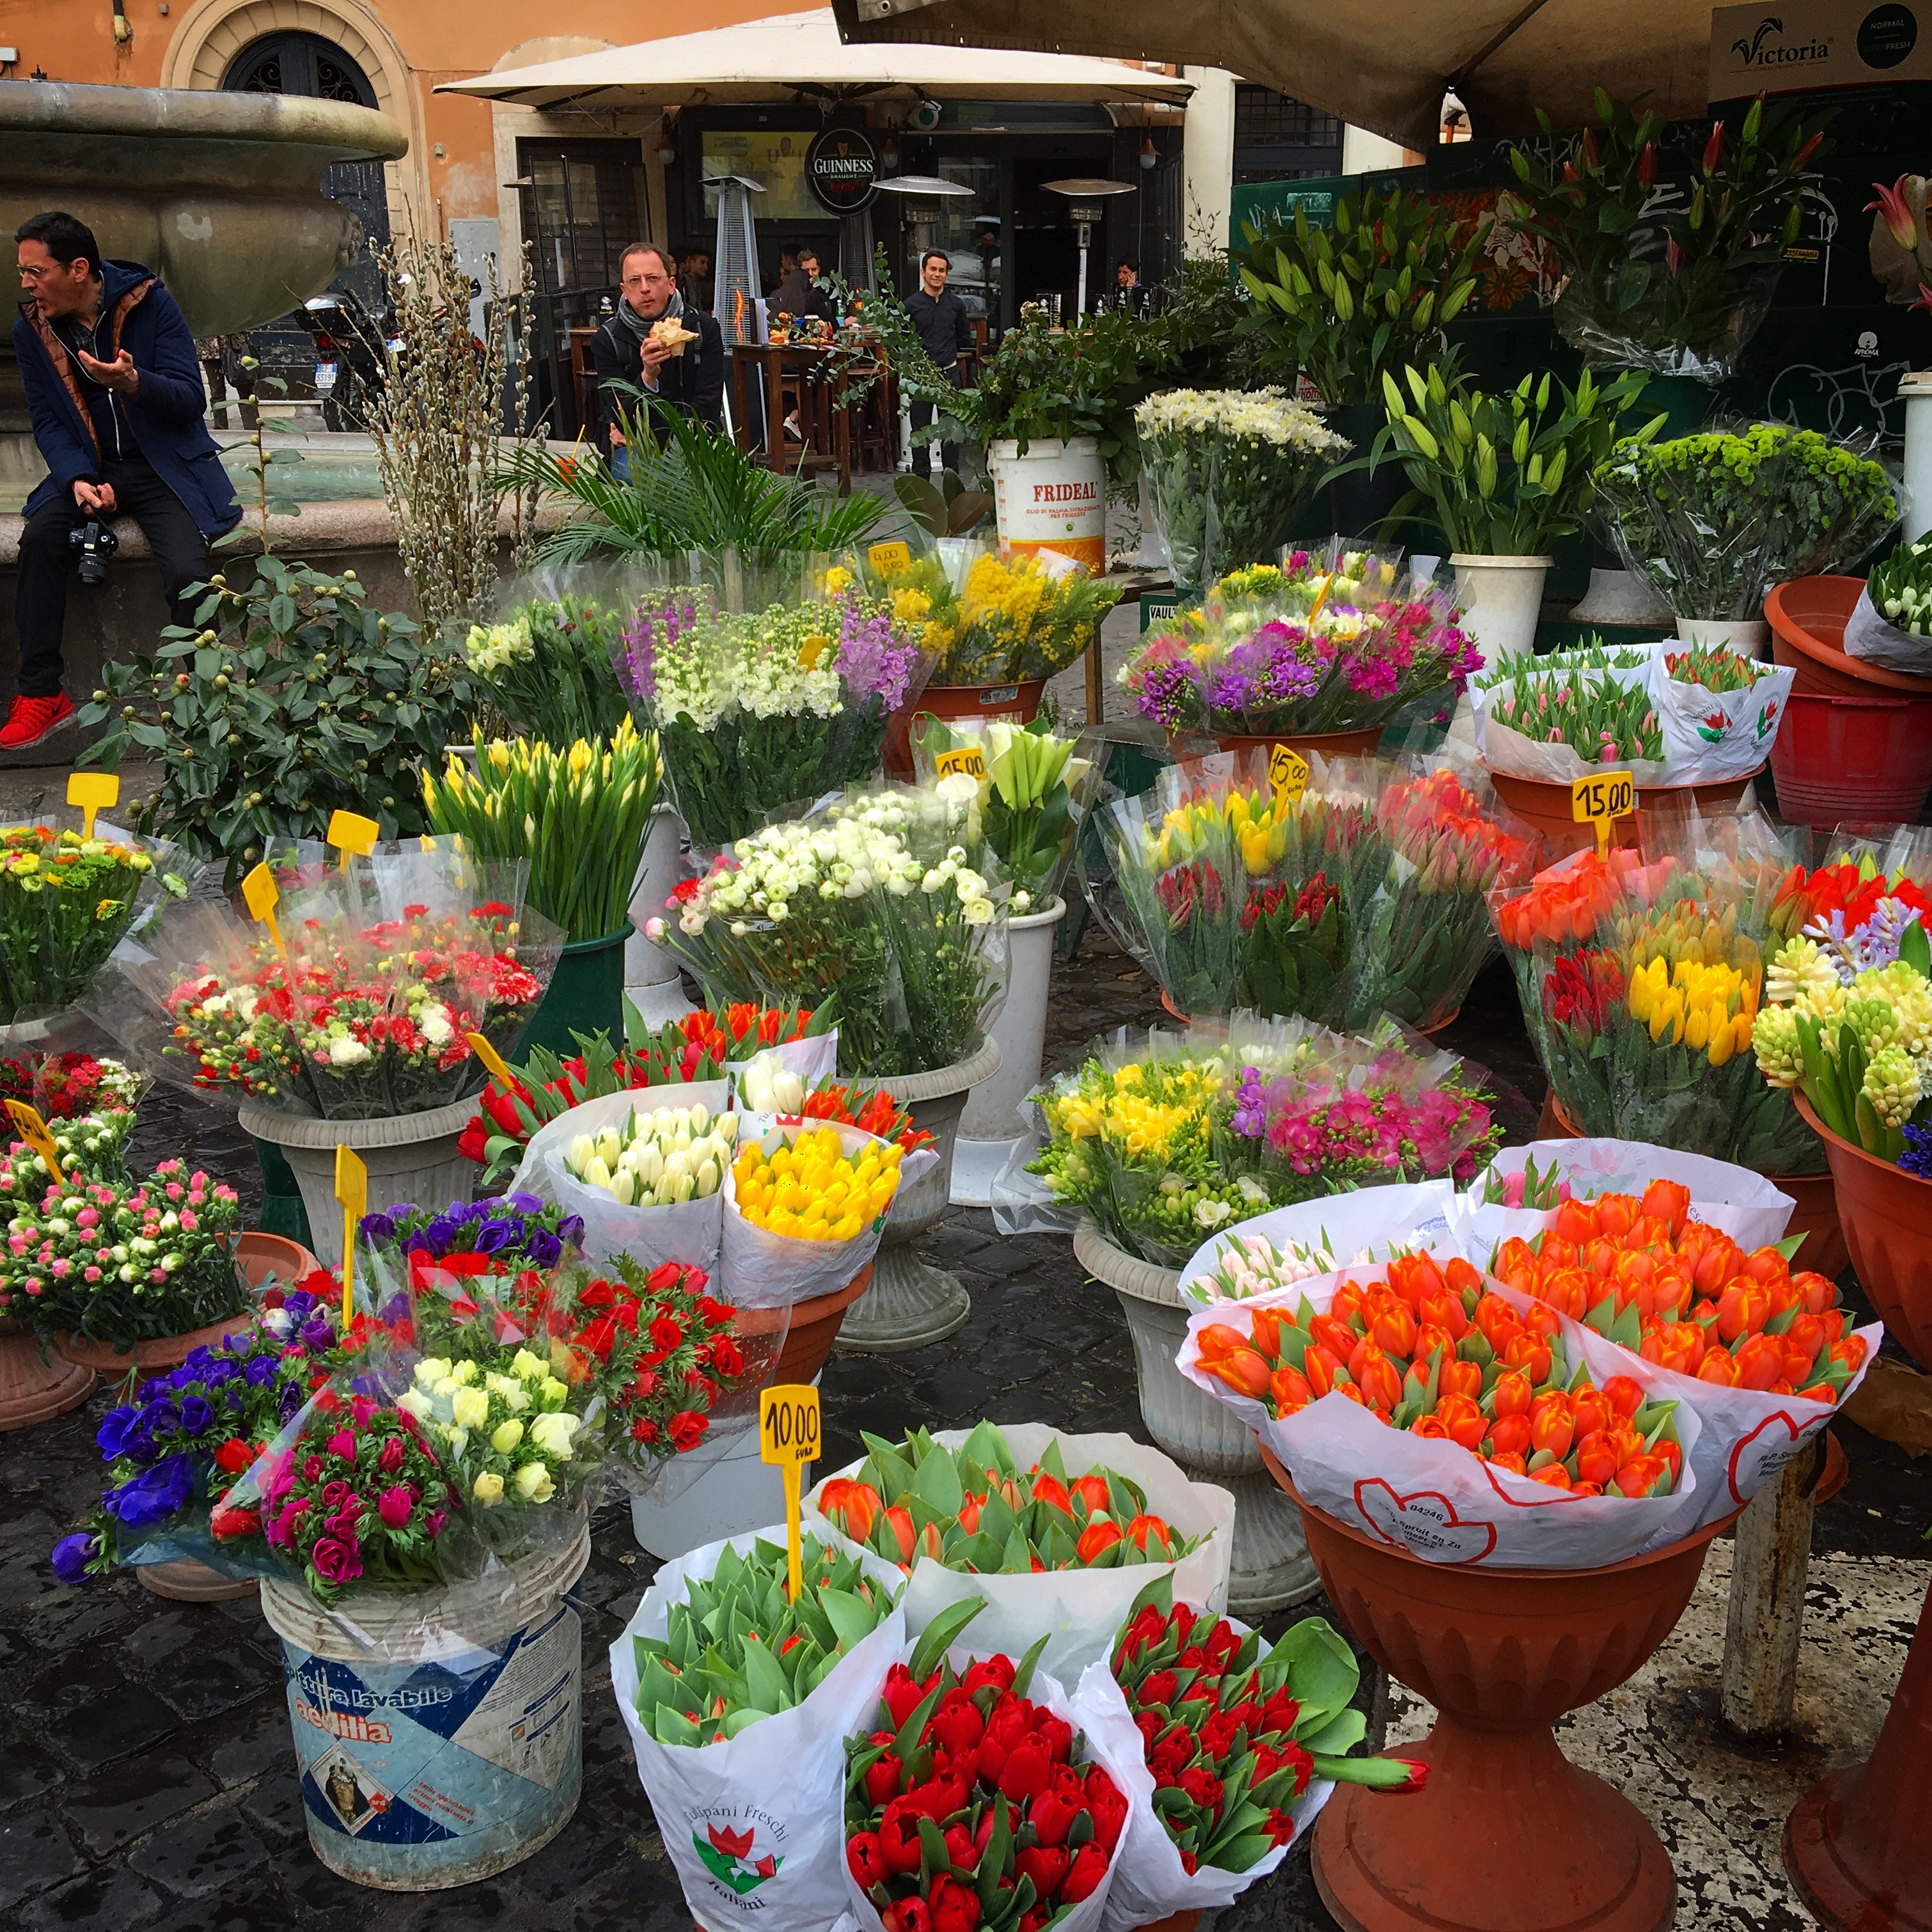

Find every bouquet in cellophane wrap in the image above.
[86,845,561,1120]
[1342,760,1541,1032]
[1489,809,1818,1173]
[618,575,933,856]
[1119,547,1480,741]
[1085,750,1389,1025]
[654,784,1009,1081]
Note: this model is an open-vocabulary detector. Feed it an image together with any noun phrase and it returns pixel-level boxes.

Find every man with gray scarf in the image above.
[591,242,725,468]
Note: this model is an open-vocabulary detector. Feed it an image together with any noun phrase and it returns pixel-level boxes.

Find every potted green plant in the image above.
[1504,90,1825,390]
[1233,184,1486,534]
[1362,363,1656,661]
[1594,423,1897,647]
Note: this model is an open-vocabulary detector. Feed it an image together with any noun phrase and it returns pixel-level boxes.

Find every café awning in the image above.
[436,7,1193,109]
[824,0,1717,148]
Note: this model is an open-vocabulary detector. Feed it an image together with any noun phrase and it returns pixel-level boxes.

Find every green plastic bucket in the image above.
[519,923,632,1062]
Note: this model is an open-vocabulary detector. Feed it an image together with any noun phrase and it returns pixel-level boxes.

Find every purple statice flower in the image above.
[621,594,702,709]
[1902,1123,1932,1179]
[834,597,923,711]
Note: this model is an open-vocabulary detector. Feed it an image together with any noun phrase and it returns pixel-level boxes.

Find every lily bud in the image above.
[1702,120,1725,175]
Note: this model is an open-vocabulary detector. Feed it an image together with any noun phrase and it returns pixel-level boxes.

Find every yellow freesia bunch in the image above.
[732,1127,904,1241]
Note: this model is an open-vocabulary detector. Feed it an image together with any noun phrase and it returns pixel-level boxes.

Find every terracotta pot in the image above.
[1537,1096,1847,1280]
[1485,762,1761,853]
[1263,1447,1732,1932]
[1766,576,1932,698]
[1134,1914,1203,1932]
[1211,726,1385,760]
[136,1558,259,1603]
[235,1230,322,1291]
[58,1309,255,1376]
[0,1315,93,1432]
[884,679,1048,780]
[735,1267,872,1386]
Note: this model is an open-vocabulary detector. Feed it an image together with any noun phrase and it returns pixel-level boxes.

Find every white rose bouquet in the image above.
[1135,388,1352,589]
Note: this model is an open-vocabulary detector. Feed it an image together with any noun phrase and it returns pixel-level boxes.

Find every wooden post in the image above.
[1720,1435,1823,1741]
[1085,627,1106,729]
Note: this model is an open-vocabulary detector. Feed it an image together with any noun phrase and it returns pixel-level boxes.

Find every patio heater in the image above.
[707,171,766,445]
[872,172,975,287]
[1041,177,1135,318]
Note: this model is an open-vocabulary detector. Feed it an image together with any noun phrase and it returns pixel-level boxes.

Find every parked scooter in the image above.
[292,288,397,429]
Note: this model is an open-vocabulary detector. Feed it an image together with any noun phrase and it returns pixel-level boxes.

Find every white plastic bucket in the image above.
[258,1525,590,1890]
[955,896,1064,1190]
[989,436,1107,575]
[625,804,687,991]
[629,1381,819,1560]
[1450,553,1553,668]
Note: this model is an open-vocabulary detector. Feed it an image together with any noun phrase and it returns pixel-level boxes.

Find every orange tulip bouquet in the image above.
[808,1420,1234,1684]
[1479,1172,1878,1521]
[1488,821,1819,1173]
[1179,1243,1704,1567]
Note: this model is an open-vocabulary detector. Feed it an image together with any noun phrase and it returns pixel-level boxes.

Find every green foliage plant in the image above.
[1234,185,1486,407]
[76,560,473,888]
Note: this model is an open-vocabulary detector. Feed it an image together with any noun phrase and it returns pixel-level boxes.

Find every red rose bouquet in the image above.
[843,1624,1133,1932]
[1069,1580,1423,1919]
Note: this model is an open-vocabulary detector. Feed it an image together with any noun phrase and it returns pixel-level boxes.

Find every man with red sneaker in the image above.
[6,211,240,753]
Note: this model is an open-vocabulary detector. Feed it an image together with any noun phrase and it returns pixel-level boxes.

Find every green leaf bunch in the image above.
[1363,361,1658,556]
[1234,185,1486,406]
[634,1533,902,1747]
[75,559,471,890]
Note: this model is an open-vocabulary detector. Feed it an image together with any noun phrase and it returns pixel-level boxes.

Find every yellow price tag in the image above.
[760,1383,823,1601]
[867,540,913,576]
[239,861,290,962]
[464,1030,515,1088]
[67,771,119,839]
[4,1101,63,1184]
[934,746,988,781]
[327,809,379,871]
[334,1145,367,1328]
[1571,769,1636,856]
[1268,743,1310,810]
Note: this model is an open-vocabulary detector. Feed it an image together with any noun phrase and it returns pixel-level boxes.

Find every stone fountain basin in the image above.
[0,79,407,357]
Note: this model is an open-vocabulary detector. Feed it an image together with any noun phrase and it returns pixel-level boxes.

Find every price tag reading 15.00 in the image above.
[1570,769,1636,855]
[760,1383,822,1601]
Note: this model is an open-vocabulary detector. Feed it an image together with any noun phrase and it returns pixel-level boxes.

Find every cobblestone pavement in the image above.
[2,922,1924,1932]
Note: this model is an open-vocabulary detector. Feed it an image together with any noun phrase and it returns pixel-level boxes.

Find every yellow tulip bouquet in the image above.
[422,719,662,945]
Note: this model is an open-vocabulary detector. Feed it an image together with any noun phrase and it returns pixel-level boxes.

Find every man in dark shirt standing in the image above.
[902,249,973,476]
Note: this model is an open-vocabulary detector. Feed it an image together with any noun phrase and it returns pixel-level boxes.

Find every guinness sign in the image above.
[805,127,879,214]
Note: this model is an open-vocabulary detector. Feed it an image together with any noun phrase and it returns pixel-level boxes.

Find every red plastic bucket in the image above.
[1770,691,1932,824]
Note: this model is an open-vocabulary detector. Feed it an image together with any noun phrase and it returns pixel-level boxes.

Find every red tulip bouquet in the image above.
[809,1420,1234,1685]
[1067,1578,1425,1919]
[1484,1175,1880,1521]
[611,1529,918,1929]
[1180,1247,1704,1567]
[841,1619,1141,1932]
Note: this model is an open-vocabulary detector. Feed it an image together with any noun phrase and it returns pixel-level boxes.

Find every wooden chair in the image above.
[567,327,600,441]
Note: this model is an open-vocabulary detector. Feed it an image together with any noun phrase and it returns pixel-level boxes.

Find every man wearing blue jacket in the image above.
[6,211,240,752]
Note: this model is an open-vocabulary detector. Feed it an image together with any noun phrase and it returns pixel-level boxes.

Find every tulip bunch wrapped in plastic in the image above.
[93,848,560,1121]
[1119,549,1479,741]
[1490,817,1818,1173]
[1089,751,1389,1026]
[1341,762,1541,1031]
[654,786,1009,1080]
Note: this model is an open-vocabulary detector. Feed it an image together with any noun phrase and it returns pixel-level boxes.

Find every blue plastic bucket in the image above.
[260,1527,590,1889]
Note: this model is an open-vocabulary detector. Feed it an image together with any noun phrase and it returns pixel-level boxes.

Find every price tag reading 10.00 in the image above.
[760,1383,822,1601]
[1570,769,1636,855]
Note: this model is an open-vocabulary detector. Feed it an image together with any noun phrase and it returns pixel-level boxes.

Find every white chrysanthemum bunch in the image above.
[1135,386,1351,455]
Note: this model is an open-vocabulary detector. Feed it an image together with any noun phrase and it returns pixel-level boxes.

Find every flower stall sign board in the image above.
[1270,744,1310,813]
[333,1145,365,1328]
[4,1101,63,1184]
[867,540,913,575]
[760,1382,822,1603]
[240,863,290,963]
[1571,768,1635,857]
[326,808,379,871]
[65,771,118,839]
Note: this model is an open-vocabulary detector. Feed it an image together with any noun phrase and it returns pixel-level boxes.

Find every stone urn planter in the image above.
[239,1099,480,1272]
[836,1039,1001,1353]
[1075,1220,1317,1613]
[1271,1450,1736,1932]
[1784,1095,1932,1930]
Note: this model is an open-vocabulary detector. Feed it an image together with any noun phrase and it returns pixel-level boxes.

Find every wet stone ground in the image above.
[2,922,1928,1931]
